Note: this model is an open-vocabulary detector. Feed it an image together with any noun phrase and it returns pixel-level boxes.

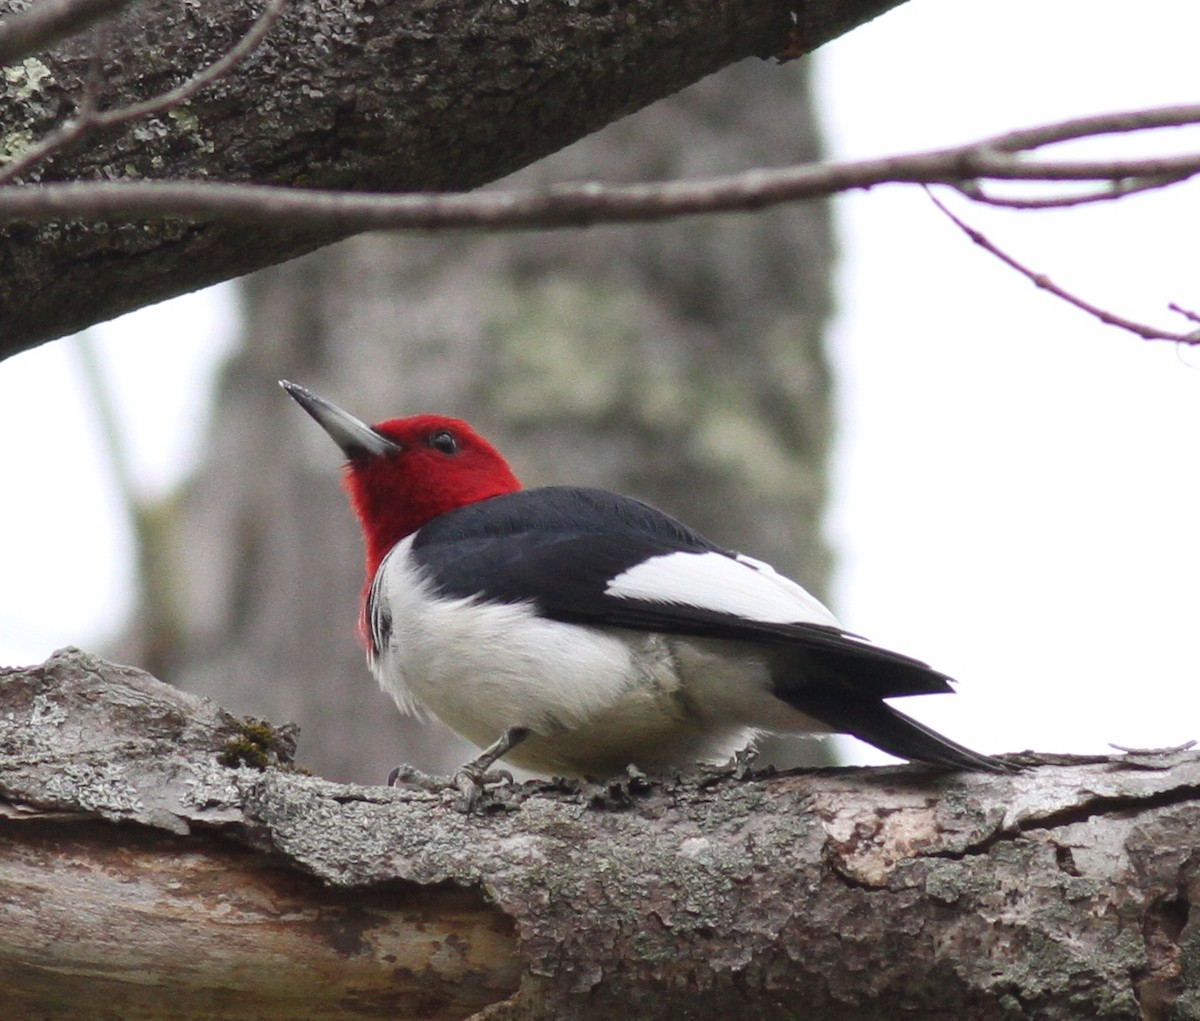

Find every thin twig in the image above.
[0,157,992,228]
[5,138,1200,231]
[70,329,140,513]
[979,104,1200,152]
[77,19,110,118]
[1169,303,1200,326]
[954,174,1190,210]
[926,186,1200,345]
[0,0,134,67]
[3,97,1200,235]
[962,148,1200,183]
[0,0,287,185]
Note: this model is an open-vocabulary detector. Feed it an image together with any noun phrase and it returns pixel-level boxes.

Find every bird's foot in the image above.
[385,761,515,812]
[451,763,516,814]
[385,727,530,812]
[449,726,530,813]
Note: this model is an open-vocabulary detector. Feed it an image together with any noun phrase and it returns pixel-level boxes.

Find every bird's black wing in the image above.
[410,487,952,699]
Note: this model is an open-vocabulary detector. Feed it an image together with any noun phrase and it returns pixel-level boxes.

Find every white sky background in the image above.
[2,0,1199,764]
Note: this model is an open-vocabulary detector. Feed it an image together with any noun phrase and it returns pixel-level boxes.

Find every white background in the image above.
[2,0,1198,763]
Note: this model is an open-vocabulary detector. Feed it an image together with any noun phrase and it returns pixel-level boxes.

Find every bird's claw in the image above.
[452,764,515,813]
[385,762,515,811]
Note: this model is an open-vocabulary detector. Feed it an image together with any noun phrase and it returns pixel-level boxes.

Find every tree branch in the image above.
[953,174,1190,210]
[0,0,903,357]
[5,41,1200,356]
[3,647,1200,1019]
[6,114,1200,229]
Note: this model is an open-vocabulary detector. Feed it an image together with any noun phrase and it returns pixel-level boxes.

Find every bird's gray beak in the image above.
[279,380,402,460]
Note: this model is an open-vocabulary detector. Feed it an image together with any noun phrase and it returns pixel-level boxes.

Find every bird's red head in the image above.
[346,413,522,578]
[280,383,522,587]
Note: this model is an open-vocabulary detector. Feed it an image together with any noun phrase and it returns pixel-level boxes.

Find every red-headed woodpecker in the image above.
[282,380,1008,780]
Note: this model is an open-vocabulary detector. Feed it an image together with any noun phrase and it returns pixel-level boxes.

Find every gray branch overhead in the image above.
[0,0,905,357]
[2,647,1198,1019]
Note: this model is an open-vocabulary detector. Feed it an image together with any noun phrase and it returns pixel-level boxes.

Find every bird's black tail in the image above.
[786,689,1014,773]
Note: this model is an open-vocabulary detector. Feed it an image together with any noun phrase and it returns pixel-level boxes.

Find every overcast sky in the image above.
[2,0,1198,765]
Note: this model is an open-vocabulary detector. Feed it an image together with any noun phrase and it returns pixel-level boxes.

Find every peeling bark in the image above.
[3,648,1197,1020]
[0,0,905,355]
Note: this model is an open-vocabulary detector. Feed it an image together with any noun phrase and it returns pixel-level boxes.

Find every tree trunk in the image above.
[0,0,905,354]
[2,648,1195,1021]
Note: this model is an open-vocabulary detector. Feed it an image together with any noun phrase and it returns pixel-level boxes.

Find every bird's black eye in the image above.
[427,429,459,455]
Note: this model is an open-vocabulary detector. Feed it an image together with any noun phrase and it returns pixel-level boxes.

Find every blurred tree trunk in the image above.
[126,58,834,783]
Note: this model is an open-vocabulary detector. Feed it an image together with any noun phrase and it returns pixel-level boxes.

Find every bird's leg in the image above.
[463,725,530,774]
[385,727,530,808]
[453,726,530,812]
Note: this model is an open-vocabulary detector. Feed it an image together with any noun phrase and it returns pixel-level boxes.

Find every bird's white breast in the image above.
[366,538,817,775]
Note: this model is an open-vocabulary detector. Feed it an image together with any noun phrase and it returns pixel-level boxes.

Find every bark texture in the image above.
[4,647,1200,1021]
[0,0,905,355]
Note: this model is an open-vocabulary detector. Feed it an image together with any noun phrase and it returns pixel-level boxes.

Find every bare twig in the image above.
[980,104,1200,152]
[79,20,110,114]
[3,101,1200,224]
[954,174,1191,210]
[70,330,139,511]
[0,0,287,185]
[962,150,1200,184]
[4,136,1200,233]
[1169,303,1200,326]
[926,187,1200,345]
[0,0,134,67]
[0,158,954,226]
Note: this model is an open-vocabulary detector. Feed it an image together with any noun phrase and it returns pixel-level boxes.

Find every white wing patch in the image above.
[604,550,841,627]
